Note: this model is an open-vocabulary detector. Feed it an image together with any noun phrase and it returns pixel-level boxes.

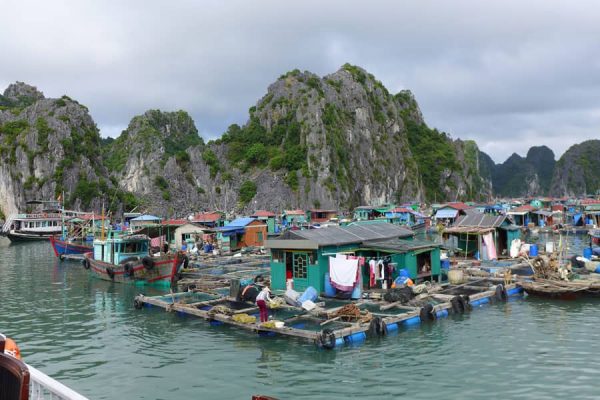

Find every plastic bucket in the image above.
[323,273,336,297]
[529,244,538,257]
[441,259,450,270]
[584,247,593,259]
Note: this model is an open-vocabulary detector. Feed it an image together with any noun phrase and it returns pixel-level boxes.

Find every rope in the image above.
[332,303,372,323]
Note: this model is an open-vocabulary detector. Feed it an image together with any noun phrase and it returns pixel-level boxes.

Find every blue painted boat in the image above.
[50,235,93,257]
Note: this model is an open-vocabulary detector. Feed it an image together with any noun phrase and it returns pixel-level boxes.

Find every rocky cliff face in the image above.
[550,140,600,196]
[492,146,555,198]
[0,82,117,218]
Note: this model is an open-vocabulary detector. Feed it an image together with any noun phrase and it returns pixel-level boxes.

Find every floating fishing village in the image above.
[5,3,600,399]
[3,194,600,398]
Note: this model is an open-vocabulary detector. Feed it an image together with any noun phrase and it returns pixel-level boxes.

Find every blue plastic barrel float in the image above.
[529,244,538,257]
[351,283,361,300]
[324,273,336,297]
[344,332,366,345]
[584,247,593,259]
[441,259,450,270]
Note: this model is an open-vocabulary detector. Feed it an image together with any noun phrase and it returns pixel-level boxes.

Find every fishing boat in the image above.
[83,230,181,285]
[50,235,93,257]
[518,278,600,299]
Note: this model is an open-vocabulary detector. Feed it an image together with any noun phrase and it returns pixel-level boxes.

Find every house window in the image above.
[271,249,283,263]
[293,254,308,279]
[257,231,263,242]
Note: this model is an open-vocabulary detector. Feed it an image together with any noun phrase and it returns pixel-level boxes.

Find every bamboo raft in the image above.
[134,279,523,349]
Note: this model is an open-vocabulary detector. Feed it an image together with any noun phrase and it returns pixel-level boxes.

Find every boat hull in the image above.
[84,253,179,285]
[6,231,58,242]
[50,236,93,257]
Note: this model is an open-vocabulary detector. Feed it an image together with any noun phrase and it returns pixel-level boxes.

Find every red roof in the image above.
[80,214,103,220]
[252,210,276,217]
[511,205,535,212]
[581,199,600,205]
[162,219,187,226]
[389,207,412,213]
[192,212,223,223]
[284,209,305,215]
[443,202,471,210]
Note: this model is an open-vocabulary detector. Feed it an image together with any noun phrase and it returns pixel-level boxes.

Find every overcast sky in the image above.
[2,0,599,163]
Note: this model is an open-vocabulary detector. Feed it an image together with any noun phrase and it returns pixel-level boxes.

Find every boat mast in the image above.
[101,202,105,241]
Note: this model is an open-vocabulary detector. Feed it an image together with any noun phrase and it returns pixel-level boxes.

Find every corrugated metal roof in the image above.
[452,214,507,229]
[435,209,458,219]
[286,223,413,246]
[362,238,440,252]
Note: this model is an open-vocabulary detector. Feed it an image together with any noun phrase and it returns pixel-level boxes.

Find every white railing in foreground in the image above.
[27,363,90,400]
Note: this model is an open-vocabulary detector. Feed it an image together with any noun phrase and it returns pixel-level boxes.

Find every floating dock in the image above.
[134,279,524,349]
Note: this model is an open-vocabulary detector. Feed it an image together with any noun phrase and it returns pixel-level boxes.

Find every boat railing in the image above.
[27,363,89,400]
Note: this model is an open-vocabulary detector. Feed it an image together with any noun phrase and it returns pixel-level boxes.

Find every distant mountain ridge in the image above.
[0,68,597,218]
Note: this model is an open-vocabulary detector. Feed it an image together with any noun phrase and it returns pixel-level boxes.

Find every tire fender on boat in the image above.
[142,256,155,271]
[82,258,90,270]
[124,262,135,277]
[106,267,115,280]
[451,296,465,314]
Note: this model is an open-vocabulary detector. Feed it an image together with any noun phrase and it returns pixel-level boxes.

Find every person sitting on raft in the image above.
[392,269,414,288]
[255,287,272,323]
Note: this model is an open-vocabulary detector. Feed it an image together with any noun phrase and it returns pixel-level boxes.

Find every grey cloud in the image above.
[2,0,600,163]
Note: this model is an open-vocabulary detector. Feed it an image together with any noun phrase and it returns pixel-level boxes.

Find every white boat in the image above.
[1,200,82,242]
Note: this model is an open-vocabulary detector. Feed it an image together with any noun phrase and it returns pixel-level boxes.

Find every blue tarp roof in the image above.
[131,214,161,221]
[226,217,256,227]
[435,209,458,219]
[215,217,256,237]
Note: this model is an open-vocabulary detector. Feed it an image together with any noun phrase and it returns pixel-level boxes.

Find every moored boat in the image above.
[50,235,93,257]
[83,231,182,285]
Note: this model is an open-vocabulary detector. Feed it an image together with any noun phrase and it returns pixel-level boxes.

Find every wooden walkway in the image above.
[134,279,524,349]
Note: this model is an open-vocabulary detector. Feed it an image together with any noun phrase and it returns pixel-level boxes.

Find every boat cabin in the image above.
[93,232,150,265]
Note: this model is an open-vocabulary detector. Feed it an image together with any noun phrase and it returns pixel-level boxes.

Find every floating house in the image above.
[307,209,338,224]
[191,211,226,228]
[443,214,521,259]
[251,210,277,234]
[506,205,535,227]
[129,214,161,230]
[216,217,267,253]
[173,222,210,250]
[353,205,393,221]
[433,202,471,225]
[282,210,307,227]
[266,223,441,294]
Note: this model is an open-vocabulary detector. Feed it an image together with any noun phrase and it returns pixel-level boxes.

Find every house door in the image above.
[292,252,309,291]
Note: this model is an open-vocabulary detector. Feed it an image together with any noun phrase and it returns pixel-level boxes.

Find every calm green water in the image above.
[2,237,600,399]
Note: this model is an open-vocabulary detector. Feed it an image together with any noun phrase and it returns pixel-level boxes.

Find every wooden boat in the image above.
[50,235,93,257]
[518,278,600,300]
[83,231,181,286]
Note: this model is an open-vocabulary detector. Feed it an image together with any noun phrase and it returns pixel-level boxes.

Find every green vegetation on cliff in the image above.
[403,118,461,201]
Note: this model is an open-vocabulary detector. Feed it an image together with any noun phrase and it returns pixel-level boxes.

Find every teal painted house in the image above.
[266,223,442,294]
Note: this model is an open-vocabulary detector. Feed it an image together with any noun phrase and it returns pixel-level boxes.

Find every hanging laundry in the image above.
[483,233,497,260]
[329,256,359,292]
[368,259,376,287]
